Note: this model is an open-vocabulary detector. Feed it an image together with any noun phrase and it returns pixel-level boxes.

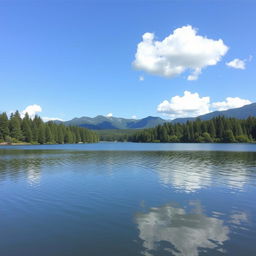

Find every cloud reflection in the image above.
[156,156,212,193]
[229,212,248,225]
[27,163,41,186]
[154,152,254,193]
[135,201,229,256]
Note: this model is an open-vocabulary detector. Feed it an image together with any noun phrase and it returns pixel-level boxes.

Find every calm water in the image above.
[0,143,256,256]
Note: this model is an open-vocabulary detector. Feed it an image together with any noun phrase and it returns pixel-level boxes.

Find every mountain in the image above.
[172,103,256,123]
[52,103,256,129]
[62,115,166,130]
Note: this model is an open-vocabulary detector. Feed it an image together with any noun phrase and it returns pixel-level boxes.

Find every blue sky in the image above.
[0,0,255,121]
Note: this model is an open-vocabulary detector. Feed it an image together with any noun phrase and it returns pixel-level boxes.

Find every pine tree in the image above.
[38,125,45,144]
[22,120,33,142]
[208,120,216,138]
[45,126,54,143]
[223,130,236,143]
[0,112,9,140]
[9,112,23,141]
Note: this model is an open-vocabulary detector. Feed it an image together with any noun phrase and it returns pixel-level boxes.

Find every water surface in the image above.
[0,143,256,256]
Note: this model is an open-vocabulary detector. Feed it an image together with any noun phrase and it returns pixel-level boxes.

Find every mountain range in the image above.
[63,115,166,130]
[57,103,256,130]
[172,102,256,123]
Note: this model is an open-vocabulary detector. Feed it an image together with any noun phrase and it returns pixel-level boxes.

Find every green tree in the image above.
[0,112,9,140]
[38,125,45,144]
[223,130,236,143]
[45,126,54,143]
[9,112,23,141]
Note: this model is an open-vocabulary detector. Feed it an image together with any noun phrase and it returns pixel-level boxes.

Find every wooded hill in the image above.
[0,111,98,144]
[61,115,166,130]
[128,116,256,143]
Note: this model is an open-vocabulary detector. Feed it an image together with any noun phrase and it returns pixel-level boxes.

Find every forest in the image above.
[128,116,256,143]
[0,111,98,144]
[2,112,256,144]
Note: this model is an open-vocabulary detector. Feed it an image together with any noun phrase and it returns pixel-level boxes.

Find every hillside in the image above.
[53,103,256,129]
[172,103,256,123]
[63,115,166,130]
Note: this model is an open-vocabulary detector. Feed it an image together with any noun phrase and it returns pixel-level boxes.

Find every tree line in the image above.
[128,116,256,143]
[0,111,98,144]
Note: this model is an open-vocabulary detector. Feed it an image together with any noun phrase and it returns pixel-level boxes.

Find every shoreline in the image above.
[0,142,32,146]
[0,141,255,146]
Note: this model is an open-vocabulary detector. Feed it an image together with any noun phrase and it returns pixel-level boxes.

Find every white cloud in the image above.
[19,104,63,121]
[139,76,144,81]
[131,115,137,119]
[157,92,252,119]
[157,91,210,119]
[226,58,246,69]
[106,113,113,117]
[42,117,64,122]
[133,25,228,80]
[21,104,42,118]
[212,97,251,111]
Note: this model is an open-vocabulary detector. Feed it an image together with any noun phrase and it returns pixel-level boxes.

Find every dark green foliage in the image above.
[22,119,33,142]
[95,129,141,142]
[223,130,235,143]
[9,112,23,141]
[128,116,256,143]
[0,111,98,144]
[0,112,9,141]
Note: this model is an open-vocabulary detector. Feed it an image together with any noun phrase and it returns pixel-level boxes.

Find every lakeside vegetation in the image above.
[128,116,256,143]
[1,112,256,144]
[0,111,98,144]
[95,129,142,142]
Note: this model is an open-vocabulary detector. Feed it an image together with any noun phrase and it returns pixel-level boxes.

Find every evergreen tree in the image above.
[45,126,54,143]
[208,120,216,138]
[128,116,256,144]
[0,112,9,141]
[0,111,98,144]
[223,130,236,143]
[38,125,45,144]
[9,112,23,141]
[22,120,33,142]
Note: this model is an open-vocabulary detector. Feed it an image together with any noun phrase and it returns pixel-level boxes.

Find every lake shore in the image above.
[0,142,31,146]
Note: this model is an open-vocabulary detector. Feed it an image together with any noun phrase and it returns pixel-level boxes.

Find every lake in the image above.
[0,142,256,256]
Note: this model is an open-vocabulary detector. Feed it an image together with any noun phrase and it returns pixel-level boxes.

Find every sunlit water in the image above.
[0,143,256,256]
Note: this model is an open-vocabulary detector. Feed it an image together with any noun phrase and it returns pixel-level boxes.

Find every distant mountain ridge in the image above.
[172,103,256,123]
[55,103,256,129]
[63,115,167,130]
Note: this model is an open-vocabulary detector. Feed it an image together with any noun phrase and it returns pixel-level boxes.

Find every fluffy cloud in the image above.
[157,92,251,119]
[139,76,144,81]
[131,115,137,119]
[212,97,251,111]
[106,113,113,117]
[21,104,42,118]
[20,104,63,121]
[226,58,246,69]
[157,91,210,119]
[133,25,228,80]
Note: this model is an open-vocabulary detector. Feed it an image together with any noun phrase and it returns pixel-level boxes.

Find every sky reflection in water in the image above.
[0,145,255,256]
